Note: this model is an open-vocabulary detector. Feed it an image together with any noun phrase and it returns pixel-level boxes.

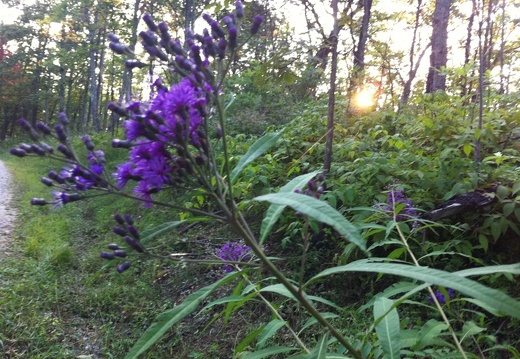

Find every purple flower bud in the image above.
[251,15,263,35]
[202,13,214,24]
[235,1,244,18]
[31,198,47,206]
[114,249,127,257]
[30,144,46,156]
[36,122,52,135]
[307,180,317,191]
[114,214,125,225]
[111,139,132,148]
[19,143,32,152]
[123,236,144,253]
[217,38,227,58]
[48,171,65,184]
[57,144,74,159]
[142,13,157,32]
[108,102,128,117]
[10,148,27,157]
[54,124,67,142]
[41,177,54,186]
[109,42,130,55]
[125,59,147,69]
[210,20,226,39]
[39,142,54,154]
[294,188,302,194]
[108,33,120,43]
[113,226,127,237]
[190,45,203,66]
[58,112,69,125]
[170,40,184,55]
[139,30,158,47]
[127,225,140,239]
[228,27,238,49]
[100,251,115,260]
[158,22,168,34]
[62,193,81,204]
[124,214,134,225]
[107,244,120,251]
[117,261,131,273]
[18,118,39,141]
[82,136,95,151]
[222,16,234,27]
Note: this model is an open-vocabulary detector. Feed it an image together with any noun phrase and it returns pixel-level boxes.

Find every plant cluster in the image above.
[6,3,520,359]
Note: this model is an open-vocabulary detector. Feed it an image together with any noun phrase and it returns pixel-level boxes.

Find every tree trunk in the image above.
[425,0,451,93]
[88,8,101,132]
[400,0,425,105]
[350,0,373,89]
[323,0,339,174]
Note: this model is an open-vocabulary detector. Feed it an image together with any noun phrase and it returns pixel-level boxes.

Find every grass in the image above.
[0,137,261,358]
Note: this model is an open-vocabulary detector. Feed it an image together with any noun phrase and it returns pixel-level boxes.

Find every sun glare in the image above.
[354,87,377,108]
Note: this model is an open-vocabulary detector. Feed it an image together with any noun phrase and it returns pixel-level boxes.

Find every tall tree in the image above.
[425,0,451,93]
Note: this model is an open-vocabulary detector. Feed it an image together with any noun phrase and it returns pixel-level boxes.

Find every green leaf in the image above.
[463,143,472,157]
[230,131,282,184]
[256,319,286,349]
[200,295,249,312]
[411,319,448,351]
[235,326,265,354]
[299,312,339,334]
[455,263,520,277]
[242,346,298,359]
[255,192,365,252]
[503,202,516,217]
[460,321,486,343]
[259,170,321,244]
[288,334,329,359]
[309,259,520,319]
[140,220,187,244]
[124,271,241,359]
[373,297,400,359]
[260,283,298,300]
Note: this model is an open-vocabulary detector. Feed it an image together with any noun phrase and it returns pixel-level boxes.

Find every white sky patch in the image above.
[0,3,23,25]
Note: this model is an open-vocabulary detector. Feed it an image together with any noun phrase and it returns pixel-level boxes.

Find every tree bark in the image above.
[323,0,339,174]
[425,0,451,93]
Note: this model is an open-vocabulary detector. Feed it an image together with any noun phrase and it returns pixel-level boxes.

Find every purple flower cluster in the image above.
[107,4,263,205]
[11,117,108,207]
[216,241,252,272]
[383,190,417,221]
[428,288,456,304]
[111,78,208,205]
[294,174,326,199]
[100,213,143,273]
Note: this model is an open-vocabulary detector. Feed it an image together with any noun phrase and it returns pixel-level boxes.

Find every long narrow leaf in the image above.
[242,346,298,359]
[310,259,520,319]
[411,319,448,351]
[124,271,241,359]
[140,220,186,244]
[255,192,365,251]
[259,170,320,244]
[256,319,286,349]
[230,131,282,184]
[374,297,400,359]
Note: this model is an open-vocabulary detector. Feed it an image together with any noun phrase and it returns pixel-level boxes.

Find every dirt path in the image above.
[0,159,17,257]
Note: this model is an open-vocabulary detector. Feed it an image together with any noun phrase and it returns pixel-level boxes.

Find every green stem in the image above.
[229,216,364,359]
[392,198,468,359]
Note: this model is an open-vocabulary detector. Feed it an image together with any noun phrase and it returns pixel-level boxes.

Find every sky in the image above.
[0,2,23,25]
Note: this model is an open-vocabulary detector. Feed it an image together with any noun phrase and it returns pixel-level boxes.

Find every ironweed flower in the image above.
[216,241,252,272]
[383,190,418,221]
[428,288,456,304]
